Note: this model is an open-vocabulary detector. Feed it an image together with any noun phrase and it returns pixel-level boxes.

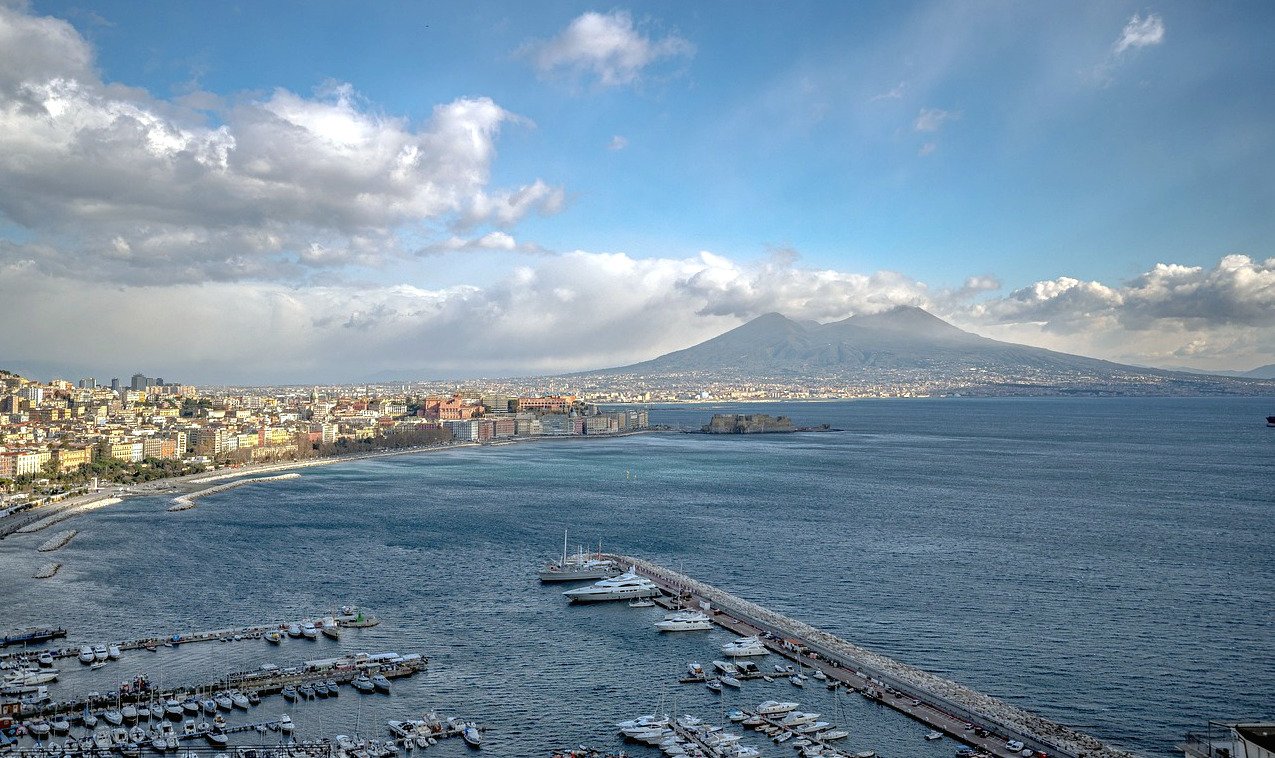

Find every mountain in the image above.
[584,306,1274,395]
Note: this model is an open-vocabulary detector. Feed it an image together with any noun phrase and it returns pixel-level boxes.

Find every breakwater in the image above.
[36,529,77,552]
[16,498,121,534]
[607,552,1136,758]
[169,473,302,511]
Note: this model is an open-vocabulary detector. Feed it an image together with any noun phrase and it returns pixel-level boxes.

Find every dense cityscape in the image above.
[0,369,649,506]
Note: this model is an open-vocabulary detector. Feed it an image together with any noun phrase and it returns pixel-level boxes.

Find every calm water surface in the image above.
[1,397,1271,757]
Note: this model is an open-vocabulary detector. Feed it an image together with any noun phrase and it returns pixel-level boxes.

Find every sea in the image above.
[1,397,1271,758]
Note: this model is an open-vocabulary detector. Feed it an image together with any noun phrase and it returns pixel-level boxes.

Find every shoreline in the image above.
[0,430,666,536]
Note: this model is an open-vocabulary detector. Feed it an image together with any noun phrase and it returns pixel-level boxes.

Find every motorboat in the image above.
[229,692,249,710]
[561,569,660,603]
[103,709,124,726]
[821,730,849,740]
[79,647,96,664]
[705,678,723,693]
[148,703,165,720]
[756,700,799,716]
[654,611,712,632]
[780,712,820,726]
[281,686,298,701]
[371,674,392,692]
[312,681,330,697]
[813,669,827,681]
[264,631,282,644]
[164,700,183,720]
[286,624,303,639]
[128,727,146,744]
[121,705,138,722]
[298,683,315,700]
[205,730,227,748]
[92,645,109,662]
[461,724,481,748]
[82,708,98,729]
[795,721,832,733]
[324,680,339,696]
[790,674,804,687]
[93,729,112,750]
[181,720,195,737]
[107,645,121,660]
[924,730,943,741]
[50,716,71,734]
[720,675,742,688]
[300,623,318,640]
[321,625,340,641]
[711,660,738,675]
[351,674,374,692]
[686,662,705,678]
[278,715,293,734]
[247,691,261,706]
[628,597,655,607]
[37,652,55,668]
[213,694,232,711]
[201,700,217,715]
[721,636,768,657]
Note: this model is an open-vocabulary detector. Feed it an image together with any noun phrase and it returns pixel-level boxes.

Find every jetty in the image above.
[169,473,302,511]
[9,651,427,720]
[36,529,77,552]
[0,609,379,665]
[603,553,1135,758]
[16,498,120,534]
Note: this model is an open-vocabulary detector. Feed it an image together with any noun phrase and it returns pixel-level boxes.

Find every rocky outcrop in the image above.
[702,414,795,434]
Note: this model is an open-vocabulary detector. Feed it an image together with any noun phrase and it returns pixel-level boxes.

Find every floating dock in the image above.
[169,473,302,511]
[603,553,1135,758]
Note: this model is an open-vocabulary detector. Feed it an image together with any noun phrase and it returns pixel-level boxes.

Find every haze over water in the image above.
[2,397,1270,757]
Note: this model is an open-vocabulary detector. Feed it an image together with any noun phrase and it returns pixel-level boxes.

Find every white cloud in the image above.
[608,135,629,151]
[870,81,907,102]
[1114,12,1165,55]
[918,142,937,156]
[521,10,694,88]
[914,107,959,132]
[0,3,559,284]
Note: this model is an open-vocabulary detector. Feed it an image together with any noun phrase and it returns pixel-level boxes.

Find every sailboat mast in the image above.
[562,529,568,566]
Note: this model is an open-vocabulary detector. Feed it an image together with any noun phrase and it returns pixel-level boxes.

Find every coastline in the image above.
[0,429,666,536]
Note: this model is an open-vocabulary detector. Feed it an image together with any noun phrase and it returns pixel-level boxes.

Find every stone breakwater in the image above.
[16,497,121,534]
[169,472,302,511]
[36,529,77,552]
[607,552,1137,758]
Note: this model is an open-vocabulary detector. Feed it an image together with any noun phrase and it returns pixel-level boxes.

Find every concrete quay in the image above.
[606,553,1136,758]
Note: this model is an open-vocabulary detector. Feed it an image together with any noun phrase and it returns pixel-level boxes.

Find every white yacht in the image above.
[79,647,95,664]
[562,569,660,603]
[107,645,121,660]
[654,610,712,632]
[92,645,109,662]
[756,700,800,716]
[721,635,768,657]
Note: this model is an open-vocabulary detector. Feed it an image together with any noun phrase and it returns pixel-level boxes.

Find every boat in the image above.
[264,631,282,644]
[686,662,705,678]
[351,674,374,692]
[79,647,95,664]
[298,683,315,699]
[164,700,183,720]
[628,598,655,607]
[212,694,231,711]
[721,636,768,657]
[300,623,318,640]
[90,662,107,671]
[705,678,723,692]
[561,568,660,603]
[324,680,339,696]
[461,724,481,748]
[281,686,297,702]
[121,705,138,722]
[1,628,68,647]
[37,652,55,668]
[286,624,303,638]
[371,674,392,692]
[711,660,738,675]
[92,645,108,662]
[539,532,623,583]
[321,625,340,641]
[201,699,217,715]
[720,675,742,688]
[205,731,227,748]
[812,669,827,681]
[790,674,804,687]
[128,727,146,744]
[82,708,98,729]
[655,611,713,632]
[107,645,121,660]
[149,702,165,720]
[756,701,799,716]
[50,717,71,734]
[229,691,249,709]
[103,710,124,727]
[1267,416,1275,427]
[278,715,293,734]
[313,681,330,697]
[821,730,849,740]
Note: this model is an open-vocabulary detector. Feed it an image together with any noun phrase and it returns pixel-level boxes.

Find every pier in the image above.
[605,553,1135,758]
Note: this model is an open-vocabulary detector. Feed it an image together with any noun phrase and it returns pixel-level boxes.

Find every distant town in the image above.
[0,369,650,507]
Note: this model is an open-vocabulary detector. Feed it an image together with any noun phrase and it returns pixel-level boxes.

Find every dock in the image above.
[604,553,1135,758]
[0,611,379,665]
[10,651,427,720]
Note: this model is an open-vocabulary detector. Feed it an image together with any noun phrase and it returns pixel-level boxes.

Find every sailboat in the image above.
[537,530,620,583]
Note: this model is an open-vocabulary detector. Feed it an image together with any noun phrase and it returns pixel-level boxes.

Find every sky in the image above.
[0,0,1272,383]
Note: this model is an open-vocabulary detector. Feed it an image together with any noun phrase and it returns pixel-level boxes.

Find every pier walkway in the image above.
[605,553,1135,758]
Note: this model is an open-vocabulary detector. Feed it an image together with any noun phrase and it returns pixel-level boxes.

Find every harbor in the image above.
[590,554,1136,758]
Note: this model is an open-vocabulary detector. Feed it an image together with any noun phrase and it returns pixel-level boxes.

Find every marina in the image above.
[593,554,1134,758]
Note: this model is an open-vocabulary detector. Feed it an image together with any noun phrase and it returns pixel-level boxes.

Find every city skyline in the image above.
[1,1,1273,383]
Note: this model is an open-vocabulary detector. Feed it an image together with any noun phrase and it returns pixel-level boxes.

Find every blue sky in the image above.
[1,1,1272,381]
